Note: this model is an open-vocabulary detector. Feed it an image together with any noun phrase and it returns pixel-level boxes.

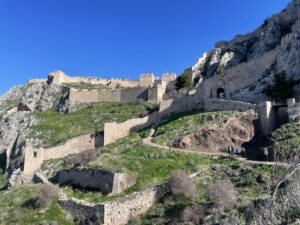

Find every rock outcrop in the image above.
[192,0,300,102]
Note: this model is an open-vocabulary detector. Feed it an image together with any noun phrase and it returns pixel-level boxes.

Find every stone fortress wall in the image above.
[27,70,177,104]
[23,133,103,176]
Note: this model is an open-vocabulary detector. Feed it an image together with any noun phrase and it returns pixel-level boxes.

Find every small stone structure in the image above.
[59,184,168,225]
[257,99,300,136]
[56,168,134,195]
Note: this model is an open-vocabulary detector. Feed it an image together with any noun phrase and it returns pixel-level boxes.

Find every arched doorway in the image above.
[217,88,225,98]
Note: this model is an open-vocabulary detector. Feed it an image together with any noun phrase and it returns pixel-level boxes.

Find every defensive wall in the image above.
[59,184,168,225]
[56,168,134,195]
[103,112,159,146]
[23,133,103,177]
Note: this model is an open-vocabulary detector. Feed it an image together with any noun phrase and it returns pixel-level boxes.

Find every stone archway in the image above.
[217,88,225,98]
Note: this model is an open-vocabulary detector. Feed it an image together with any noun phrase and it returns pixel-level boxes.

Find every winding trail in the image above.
[143,129,285,167]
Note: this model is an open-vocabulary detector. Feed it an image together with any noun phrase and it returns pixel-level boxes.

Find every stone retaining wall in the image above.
[59,184,168,225]
[57,168,134,195]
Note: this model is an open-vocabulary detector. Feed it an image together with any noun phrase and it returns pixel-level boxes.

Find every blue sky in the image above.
[0,0,290,95]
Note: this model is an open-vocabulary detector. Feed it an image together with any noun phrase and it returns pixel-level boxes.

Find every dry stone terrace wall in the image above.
[56,168,134,195]
[59,184,168,225]
[23,133,103,177]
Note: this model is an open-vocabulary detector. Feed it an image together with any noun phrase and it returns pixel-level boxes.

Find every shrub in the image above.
[206,179,237,210]
[175,69,193,91]
[66,150,97,167]
[263,72,300,100]
[35,184,58,210]
[168,170,196,199]
[180,205,206,224]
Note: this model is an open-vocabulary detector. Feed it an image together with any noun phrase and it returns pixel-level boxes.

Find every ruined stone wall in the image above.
[69,88,121,103]
[161,73,176,83]
[57,168,134,195]
[103,112,159,146]
[59,185,168,225]
[148,84,166,103]
[23,133,102,176]
[120,87,148,102]
[197,49,278,101]
[59,198,105,224]
[204,99,256,112]
[140,74,155,87]
[104,185,168,225]
[159,94,201,119]
[27,79,48,84]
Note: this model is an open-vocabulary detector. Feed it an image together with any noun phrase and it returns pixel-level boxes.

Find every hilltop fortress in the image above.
[28,70,177,104]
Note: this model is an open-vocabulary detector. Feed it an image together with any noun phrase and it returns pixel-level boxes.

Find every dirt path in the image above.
[143,129,285,167]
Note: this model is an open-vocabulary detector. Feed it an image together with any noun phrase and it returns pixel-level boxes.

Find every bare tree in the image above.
[167,170,196,199]
[206,179,237,210]
[271,142,300,198]
[35,184,58,210]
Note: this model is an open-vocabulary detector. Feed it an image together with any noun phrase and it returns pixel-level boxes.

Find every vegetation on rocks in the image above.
[269,121,300,151]
[153,110,241,145]
[0,185,74,225]
[263,72,300,100]
[29,101,157,147]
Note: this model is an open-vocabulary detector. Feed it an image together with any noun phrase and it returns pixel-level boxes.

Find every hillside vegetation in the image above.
[29,101,157,147]
[0,185,74,225]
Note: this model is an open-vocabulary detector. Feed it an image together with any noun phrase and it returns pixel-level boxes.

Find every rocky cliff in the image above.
[192,0,300,101]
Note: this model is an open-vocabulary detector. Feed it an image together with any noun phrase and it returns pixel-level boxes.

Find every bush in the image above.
[66,150,97,167]
[35,184,58,210]
[180,205,206,224]
[168,170,196,199]
[206,179,237,210]
[175,69,193,91]
[263,72,300,100]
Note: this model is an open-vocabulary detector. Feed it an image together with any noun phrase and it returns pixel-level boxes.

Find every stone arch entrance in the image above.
[217,88,225,98]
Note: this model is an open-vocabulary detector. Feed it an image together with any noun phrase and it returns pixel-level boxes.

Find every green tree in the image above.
[175,68,193,90]
[263,72,300,100]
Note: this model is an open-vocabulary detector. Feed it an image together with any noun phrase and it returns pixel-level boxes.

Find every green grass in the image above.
[29,101,157,147]
[0,185,74,225]
[138,161,273,225]
[62,82,108,90]
[42,132,219,203]
[42,132,271,205]
[270,121,300,151]
[153,110,241,145]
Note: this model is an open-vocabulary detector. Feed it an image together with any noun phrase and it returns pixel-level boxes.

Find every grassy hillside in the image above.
[270,121,300,151]
[0,185,74,225]
[29,101,157,147]
[153,110,241,145]
[42,132,215,203]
